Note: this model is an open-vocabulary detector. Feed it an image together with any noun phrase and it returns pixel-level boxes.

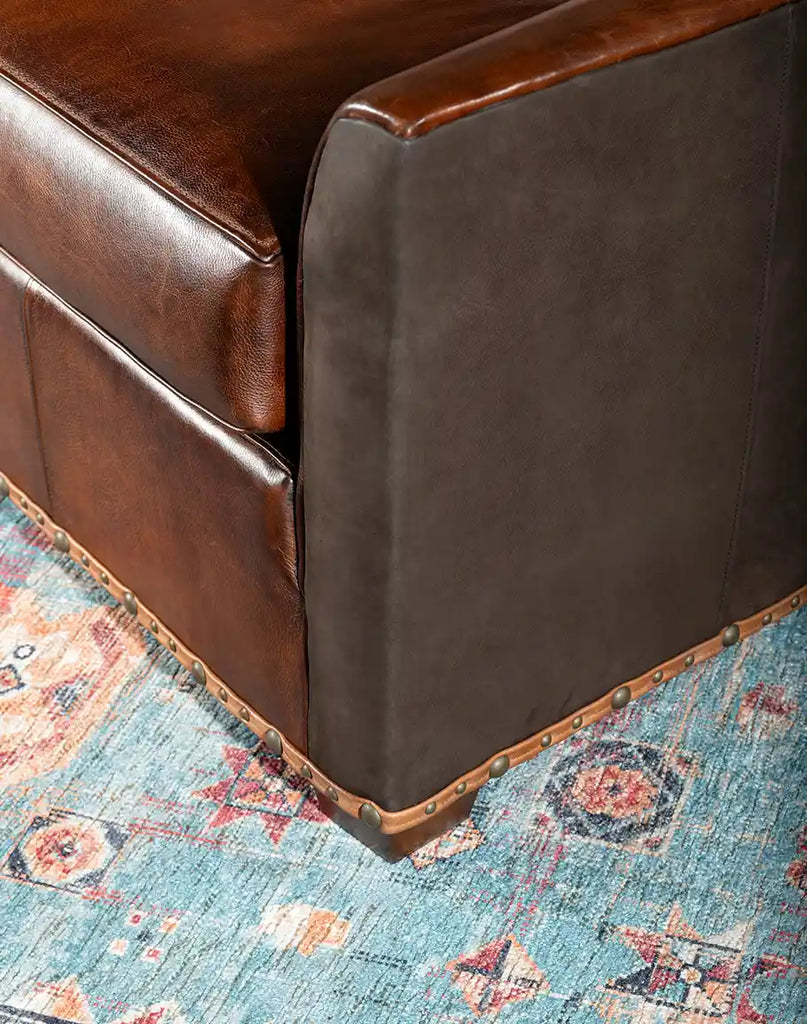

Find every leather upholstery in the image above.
[0,249,50,510]
[302,3,807,809]
[9,261,308,750]
[0,0,563,431]
[341,0,789,136]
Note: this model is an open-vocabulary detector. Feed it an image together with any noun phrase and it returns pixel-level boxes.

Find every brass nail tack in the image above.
[456,781,467,795]
[122,591,138,616]
[684,654,694,667]
[489,754,510,779]
[264,729,283,756]
[573,715,583,729]
[239,706,250,722]
[53,530,70,554]
[792,595,801,609]
[326,786,339,802]
[0,477,8,500]
[300,764,313,780]
[611,685,631,709]
[168,637,177,652]
[541,734,551,748]
[218,687,229,703]
[425,801,437,815]
[191,660,206,685]
[80,554,90,567]
[149,620,159,634]
[35,513,44,525]
[20,498,28,509]
[652,669,663,683]
[100,572,109,585]
[761,613,772,626]
[721,623,740,647]
[359,803,382,829]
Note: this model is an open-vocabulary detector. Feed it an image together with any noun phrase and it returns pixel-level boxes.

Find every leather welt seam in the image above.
[716,6,793,626]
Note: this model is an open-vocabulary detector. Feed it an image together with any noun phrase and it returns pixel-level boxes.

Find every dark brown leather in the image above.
[0,0,564,433]
[342,0,792,137]
[302,5,806,810]
[0,249,50,511]
[18,272,308,750]
[723,0,807,621]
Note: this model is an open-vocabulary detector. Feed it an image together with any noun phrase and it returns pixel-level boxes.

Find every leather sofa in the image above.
[1,0,805,859]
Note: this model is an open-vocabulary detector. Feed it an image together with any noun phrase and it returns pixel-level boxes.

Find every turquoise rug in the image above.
[1,498,805,1024]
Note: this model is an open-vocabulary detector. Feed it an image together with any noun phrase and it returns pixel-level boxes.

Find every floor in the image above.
[1,498,805,1024]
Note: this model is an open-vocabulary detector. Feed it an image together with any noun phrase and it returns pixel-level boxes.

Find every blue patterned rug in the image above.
[0,499,805,1024]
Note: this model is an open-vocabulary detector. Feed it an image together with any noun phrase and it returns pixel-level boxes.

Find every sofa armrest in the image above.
[339,0,787,139]
[300,0,806,814]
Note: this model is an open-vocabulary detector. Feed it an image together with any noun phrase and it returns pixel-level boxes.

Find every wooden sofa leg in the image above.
[316,790,478,862]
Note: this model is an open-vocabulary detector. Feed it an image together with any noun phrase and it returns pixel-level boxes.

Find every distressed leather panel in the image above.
[22,278,308,750]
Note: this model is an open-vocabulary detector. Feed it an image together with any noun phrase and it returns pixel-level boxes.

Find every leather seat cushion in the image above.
[0,0,561,431]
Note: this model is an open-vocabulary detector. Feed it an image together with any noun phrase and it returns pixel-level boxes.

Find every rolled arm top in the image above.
[339,0,791,139]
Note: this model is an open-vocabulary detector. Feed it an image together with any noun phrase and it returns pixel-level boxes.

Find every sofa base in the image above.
[1,469,804,856]
[316,790,479,862]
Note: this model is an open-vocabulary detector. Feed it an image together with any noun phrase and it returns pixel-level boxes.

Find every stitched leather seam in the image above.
[716,8,793,626]
[0,67,282,266]
[19,281,54,512]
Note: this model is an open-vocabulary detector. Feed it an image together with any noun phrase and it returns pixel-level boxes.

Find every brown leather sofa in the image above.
[1,0,805,859]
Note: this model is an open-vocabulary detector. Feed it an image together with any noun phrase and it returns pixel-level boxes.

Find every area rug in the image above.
[0,499,805,1024]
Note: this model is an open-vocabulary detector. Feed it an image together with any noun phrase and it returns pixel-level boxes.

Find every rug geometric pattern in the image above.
[1,501,805,1023]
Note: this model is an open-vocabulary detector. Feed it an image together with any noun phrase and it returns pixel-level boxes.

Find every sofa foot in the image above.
[317,789,478,862]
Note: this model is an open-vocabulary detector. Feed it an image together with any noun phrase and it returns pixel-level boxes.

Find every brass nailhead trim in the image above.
[239,706,250,722]
[149,620,159,634]
[190,660,206,685]
[36,513,44,525]
[0,477,8,500]
[652,669,663,683]
[53,530,70,554]
[2,472,803,837]
[611,685,631,709]
[721,623,740,647]
[264,729,283,756]
[489,754,510,779]
[218,687,229,703]
[540,734,551,748]
[122,591,138,616]
[359,803,382,829]
[425,801,437,815]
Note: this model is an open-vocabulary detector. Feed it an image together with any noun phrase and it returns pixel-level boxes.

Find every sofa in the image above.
[1,0,805,859]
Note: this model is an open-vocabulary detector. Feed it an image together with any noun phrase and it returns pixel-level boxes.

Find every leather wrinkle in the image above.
[715,7,794,628]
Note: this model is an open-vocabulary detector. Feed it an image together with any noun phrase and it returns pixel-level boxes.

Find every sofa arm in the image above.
[300,0,806,816]
[340,0,787,138]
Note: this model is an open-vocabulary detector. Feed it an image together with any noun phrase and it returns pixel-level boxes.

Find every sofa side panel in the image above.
[723,1,807,621]
[21,279,307,749]
[302,8,801,810]
[0,247,50,509]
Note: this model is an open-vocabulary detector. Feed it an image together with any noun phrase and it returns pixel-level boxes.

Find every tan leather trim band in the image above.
[2,470,803,836]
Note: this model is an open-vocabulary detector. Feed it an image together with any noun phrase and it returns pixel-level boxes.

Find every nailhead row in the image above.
[1,471,803,836]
